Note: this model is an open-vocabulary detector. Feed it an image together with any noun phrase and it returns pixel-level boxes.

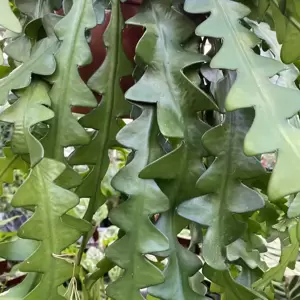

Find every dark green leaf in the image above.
[126,1,215,298]
[203,264,266,299]
[178,73,265,270]
[42,0,98,188]
[105,106,170,300]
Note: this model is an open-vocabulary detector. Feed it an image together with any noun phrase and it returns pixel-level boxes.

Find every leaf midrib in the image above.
[215,0,300,162]
[51,0,89,160]
[35,166,57,295]
[151,4,183,137]
[217,113,236,243]
[150,5,203,297]
[84,0,122,219]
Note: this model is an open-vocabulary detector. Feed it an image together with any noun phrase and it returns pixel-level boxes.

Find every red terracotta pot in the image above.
[73,0,144,114]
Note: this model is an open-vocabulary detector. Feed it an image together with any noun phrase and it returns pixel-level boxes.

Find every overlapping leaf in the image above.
[203,264,266,300]
[0,1,22,65]
[105,106,170,300]
[254,223,300,291]
[13,158,90,300]
[126,0,216,138]
[178,71,264,270]
[227,238,266,270]
[42,0,97,188]
[0,81,91,299]
[0,273,38,299]
[69,0,130,227]
[270,0,300,64]
[178,109,265,270]
[247,19,299,90]
[185,0,300,200]
[0,37,58,105]
[15,0,62,20]
[126,1,215,298]
[239,0,300,63]
[0,81,54,166]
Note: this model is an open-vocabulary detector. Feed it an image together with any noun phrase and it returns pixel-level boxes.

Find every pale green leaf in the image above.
[227,239,264,270]
[0,81,54,166]
[15,0,61,20]
[185,0,300,200]
[288,193,300,218]
[12,158,90,300]
[0,238,38,261]
[0,1,22,64]
[247,19,299,89]
[0,37,58,105]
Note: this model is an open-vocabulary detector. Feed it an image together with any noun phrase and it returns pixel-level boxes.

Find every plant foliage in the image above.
[1,0,300,299]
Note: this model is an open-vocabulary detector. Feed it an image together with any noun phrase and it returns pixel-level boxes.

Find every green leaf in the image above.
[68,0,130,238]
[126,1,215,298]
[0,273,39,299]
[178,73,265,270]
[63,0,73,15]
[42,0,98,188]
[203,264,266,300]
[15,0,61,20]
[126,0,216,139]
[288,193,300,218]
[253,223,300,291]
[0,81,54,166]
[276,0,300,63]
[0,147,28,195]
[185,0,300,200]
[257,0,270,20]
[12,158,89,300]
[85,257,115,290]
[247,19,299,89]
[105,106,170,300]
[0,238,38,261]
[236,263,264,289]
[0,78,91,299]
[0,37,58,105]
[270,0,288,45]
[0,1,22,65]
[227,239,264,270]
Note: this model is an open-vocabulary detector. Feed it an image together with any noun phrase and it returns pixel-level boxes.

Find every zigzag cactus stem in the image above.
[0,81,91,300]
[184,0,300,200]
[68,0,132,264]
[125,0,216,298]
[42,0,98,189]
[105,105,170,300]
